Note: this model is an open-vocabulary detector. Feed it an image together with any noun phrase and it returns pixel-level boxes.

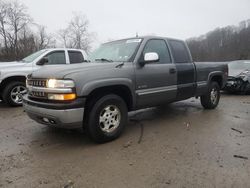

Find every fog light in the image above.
[49,120,56,124]
[43,118,49,123]
[48,93,76,100]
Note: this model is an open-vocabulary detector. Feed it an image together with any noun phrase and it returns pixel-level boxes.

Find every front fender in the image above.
[79,78,134,96]
[1,72,28,81]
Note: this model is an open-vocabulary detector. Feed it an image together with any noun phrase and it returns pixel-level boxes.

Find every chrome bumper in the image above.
[23,102,84,129]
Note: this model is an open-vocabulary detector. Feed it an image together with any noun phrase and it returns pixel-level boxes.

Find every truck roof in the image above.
[139,35,184,41]
[43,48,87,57]
[44,48,85,51]
[103,35,185,45]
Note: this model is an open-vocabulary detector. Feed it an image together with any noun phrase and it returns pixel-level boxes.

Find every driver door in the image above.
[33,50,67,71]
[135,39,177,108]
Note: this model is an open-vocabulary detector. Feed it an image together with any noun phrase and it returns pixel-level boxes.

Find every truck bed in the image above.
[195,62,228,95]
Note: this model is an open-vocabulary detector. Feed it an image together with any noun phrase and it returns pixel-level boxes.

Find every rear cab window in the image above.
[169,40,191,63]
[68,51,85,64]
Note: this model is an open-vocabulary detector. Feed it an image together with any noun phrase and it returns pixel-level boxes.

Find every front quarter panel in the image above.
[64,62,136,99]
[0,64,33,82]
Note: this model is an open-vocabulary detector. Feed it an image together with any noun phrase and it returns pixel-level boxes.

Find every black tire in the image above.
[241,82,250,95]
[200,82,220,109]
[2,81,27,107]
[86,94,128,143]
[246,83,250,95]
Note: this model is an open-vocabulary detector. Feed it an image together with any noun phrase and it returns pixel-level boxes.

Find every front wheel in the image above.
[2,81,27,106]
[200,82,220,109]
[86,94,128,143]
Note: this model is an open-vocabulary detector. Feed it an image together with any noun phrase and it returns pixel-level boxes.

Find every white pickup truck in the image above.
[0,48,87,106]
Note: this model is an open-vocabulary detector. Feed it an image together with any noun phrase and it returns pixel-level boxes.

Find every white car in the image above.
[0,48,87,106]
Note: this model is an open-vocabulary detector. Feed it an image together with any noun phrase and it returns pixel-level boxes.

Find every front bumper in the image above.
[23,96,85,129]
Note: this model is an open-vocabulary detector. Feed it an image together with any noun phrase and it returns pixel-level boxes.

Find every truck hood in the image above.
[229,69,244,77]
[0,61,27,69]
[228,69,250,82]
[31,62,125,79]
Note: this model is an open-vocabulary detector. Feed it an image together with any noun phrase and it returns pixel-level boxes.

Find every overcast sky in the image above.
[21,0,250,45]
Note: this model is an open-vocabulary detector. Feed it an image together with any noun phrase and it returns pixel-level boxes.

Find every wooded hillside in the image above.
[187,20,250,62]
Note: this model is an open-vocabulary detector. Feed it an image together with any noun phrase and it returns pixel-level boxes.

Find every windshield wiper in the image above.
[95,58,113,62]
[115,62,125,68]
[83,60,91,62]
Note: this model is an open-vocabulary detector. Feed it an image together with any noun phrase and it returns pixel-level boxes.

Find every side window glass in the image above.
[46,51,66,65]
[68,51,84,64]
[143,39,171,64]
[169,40,191,63]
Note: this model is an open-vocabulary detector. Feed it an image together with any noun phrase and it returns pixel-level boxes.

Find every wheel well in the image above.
[210,75,223,88]
[0,76,26,93]
[85,85,134,112]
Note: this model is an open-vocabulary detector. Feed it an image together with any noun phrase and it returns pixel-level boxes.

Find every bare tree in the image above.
[57,28,72,48]
[0,0,10,54]
[35,25,52,50]
[7,0,31,57]
[57,12,95,53]
[0,1,96,61]
[69,13,89,50]
[0,0,54,61]
[18,25,36,57]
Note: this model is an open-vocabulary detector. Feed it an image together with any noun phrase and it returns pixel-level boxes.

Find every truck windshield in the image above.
[22,49,48,63]
[88,38,142,62]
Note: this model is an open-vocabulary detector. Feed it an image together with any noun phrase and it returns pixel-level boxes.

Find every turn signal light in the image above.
[48,93,76,101]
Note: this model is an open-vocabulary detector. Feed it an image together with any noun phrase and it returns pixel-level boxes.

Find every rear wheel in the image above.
[200,82,220,109]
[2,81,27,106]
[86,94,128,143]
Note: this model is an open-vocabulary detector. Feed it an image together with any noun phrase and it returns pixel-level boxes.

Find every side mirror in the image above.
[139,52,159,66]
[144,52,159,62]
[36,57,48,66]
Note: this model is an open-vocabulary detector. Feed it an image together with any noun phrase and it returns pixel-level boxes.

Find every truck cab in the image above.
[133,37,196,108]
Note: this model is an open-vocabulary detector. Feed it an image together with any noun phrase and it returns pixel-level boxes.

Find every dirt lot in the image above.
[0,94,250,188]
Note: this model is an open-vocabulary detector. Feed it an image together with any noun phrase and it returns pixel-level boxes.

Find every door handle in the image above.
[169,68,176,74]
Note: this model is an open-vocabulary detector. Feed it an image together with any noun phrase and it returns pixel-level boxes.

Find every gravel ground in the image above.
[0,94,250,188]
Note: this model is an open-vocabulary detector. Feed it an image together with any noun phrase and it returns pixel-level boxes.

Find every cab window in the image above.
[142,39,172,64]
[169,40,191,63]
[68,51,84,64]
[46,51,66,65]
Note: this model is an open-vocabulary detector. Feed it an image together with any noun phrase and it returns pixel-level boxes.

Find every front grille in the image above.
[29,91,47,99]
[27,79,47,87]
[27,78,47,99]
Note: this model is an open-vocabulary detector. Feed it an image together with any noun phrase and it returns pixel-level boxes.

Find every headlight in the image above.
[47,79,75,88]
[47,79,76,101]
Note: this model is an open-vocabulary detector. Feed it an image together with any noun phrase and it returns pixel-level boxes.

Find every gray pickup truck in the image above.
[23,36,228,143]
[0,48,86,106]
